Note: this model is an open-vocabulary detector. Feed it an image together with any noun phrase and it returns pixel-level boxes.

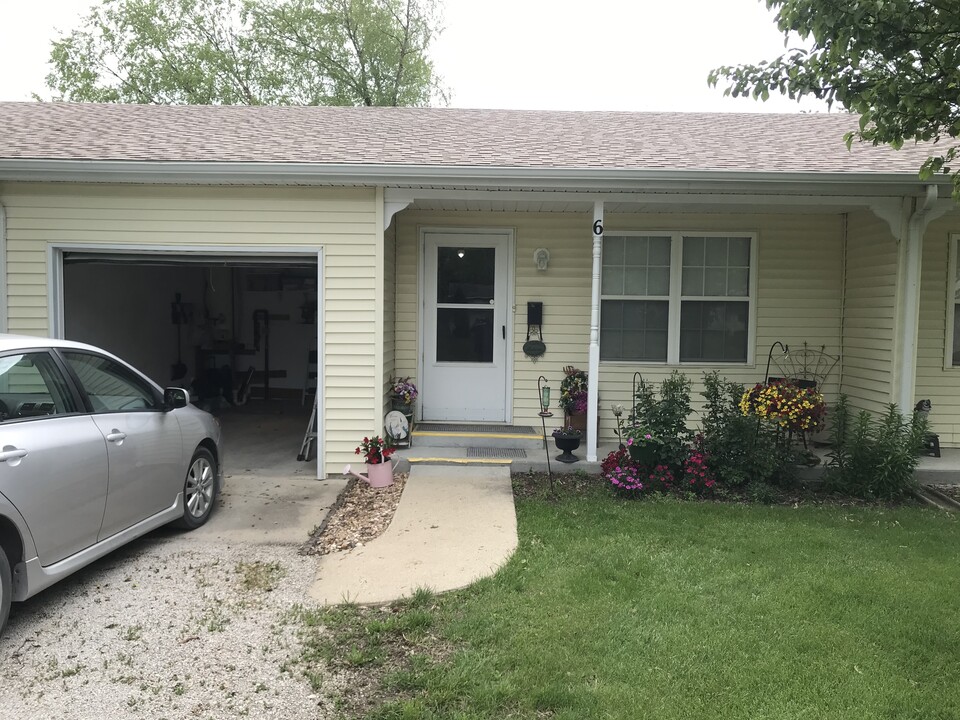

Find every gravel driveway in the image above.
[0,527,339,719]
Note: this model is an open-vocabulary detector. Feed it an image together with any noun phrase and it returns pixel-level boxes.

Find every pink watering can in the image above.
[343,459,396,488]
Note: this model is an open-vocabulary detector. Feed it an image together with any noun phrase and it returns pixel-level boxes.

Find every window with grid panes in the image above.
[600,233,754,363]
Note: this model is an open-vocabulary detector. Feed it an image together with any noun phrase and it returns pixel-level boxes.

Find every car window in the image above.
[0,352,77,422]
[62,351,160,413]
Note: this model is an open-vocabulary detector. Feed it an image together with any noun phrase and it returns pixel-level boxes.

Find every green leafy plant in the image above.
[699,372,793,487]
[825,396,928,499]
[46,0,446,108]
[708,0,960,199]
[627,371,693,470]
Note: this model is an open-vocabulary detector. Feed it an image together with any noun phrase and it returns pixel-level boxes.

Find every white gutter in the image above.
[896,185,939,412]
[0,158,948,193]
[587,202,603,463]
[0,199,6,333]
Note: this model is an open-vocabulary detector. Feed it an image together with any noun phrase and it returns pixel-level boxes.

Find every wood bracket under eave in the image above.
[868,198,908,242]
[869,189,953,243]
[384,194,416,231]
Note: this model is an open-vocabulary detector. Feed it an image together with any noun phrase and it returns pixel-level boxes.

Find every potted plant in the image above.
[624,426,662,466]
[739,380,826,439]
[354,435,397,487]
[551,426,583,463]
[389,376,418,413]
[559,366,589,432]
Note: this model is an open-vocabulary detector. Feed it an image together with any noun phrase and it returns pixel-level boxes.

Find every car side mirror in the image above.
[163,387,189,411]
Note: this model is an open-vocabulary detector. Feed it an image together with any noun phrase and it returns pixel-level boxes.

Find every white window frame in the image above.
[944,234,960,369]
[600,230,758,367]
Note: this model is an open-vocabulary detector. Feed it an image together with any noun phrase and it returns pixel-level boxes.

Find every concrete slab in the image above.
[178,401,344,546]
[217,401,316,478]
[308,465,517,605]
[186,474,348,545]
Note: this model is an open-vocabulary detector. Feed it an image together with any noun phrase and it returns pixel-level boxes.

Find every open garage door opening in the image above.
[60,251,321,477]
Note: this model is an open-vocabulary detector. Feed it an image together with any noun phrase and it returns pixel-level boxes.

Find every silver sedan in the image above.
[0,334,223,636]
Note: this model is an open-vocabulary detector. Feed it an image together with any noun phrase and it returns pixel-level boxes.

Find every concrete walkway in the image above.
[308,465,517,605]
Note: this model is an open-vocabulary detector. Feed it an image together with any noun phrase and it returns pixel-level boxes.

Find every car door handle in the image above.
[106,431,127,443]
[0,447,28,463]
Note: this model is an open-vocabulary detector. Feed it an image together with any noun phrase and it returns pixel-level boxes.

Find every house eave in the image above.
[0,158,946,197]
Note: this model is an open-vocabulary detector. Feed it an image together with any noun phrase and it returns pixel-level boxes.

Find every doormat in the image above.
[467,447,528,459]
[416,423,536,434]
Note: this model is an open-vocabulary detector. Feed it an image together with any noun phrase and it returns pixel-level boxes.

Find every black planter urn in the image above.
[553,434,582,463]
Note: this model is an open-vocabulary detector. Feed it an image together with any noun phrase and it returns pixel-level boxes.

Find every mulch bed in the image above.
[300,473,408,555]
[929,484,960,503]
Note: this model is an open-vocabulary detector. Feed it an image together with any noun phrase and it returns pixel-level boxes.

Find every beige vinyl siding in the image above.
[841,209,899,414]
[915,209,960,445]
[0,182,380,476]
[394,211,844,441]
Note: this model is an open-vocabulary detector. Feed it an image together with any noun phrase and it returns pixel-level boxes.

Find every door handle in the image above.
[502,325,506,340]
[106,431,127,443]
[0,447,28,463]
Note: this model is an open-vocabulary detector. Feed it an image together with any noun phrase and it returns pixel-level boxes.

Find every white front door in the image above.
[422,230,511,422]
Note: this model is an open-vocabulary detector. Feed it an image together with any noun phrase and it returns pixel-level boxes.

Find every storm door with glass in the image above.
[421,231,510,422]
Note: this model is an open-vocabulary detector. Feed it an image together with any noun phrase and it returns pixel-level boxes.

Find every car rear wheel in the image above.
[0,549,11,638]
[178,448,217,530]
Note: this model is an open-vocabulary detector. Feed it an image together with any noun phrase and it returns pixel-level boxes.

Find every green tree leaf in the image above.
[44,0,447,107]
[711,0,960,198]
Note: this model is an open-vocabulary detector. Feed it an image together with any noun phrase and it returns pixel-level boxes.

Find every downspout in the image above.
[896,185,939,412]
[587,201,604,462]
[0,200,6,333]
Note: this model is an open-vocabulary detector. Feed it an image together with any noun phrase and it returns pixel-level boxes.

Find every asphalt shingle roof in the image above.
[0,102,938,176]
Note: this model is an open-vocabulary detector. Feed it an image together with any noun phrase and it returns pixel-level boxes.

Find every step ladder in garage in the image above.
[297,394,318,462]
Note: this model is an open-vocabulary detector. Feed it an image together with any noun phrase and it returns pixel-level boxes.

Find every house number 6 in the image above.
[593,220,603,235]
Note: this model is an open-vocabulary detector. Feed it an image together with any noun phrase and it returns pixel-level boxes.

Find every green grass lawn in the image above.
[301,481,960,719]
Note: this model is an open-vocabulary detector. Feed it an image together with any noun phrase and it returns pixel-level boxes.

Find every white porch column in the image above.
[897,185,945,412]
[587,201,603,462]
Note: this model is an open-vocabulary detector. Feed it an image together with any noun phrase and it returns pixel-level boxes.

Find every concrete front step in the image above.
[395,425,617,473]
[393,441,617,475]
[411,429,544,449]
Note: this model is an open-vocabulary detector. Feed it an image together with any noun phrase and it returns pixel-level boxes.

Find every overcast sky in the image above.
[0,0,827,113]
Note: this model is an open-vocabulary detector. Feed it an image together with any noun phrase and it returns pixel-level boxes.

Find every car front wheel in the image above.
[178,448,217,530]
[0,549,11,638]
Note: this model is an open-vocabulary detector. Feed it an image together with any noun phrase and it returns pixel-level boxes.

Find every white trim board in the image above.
[0,160,951,202]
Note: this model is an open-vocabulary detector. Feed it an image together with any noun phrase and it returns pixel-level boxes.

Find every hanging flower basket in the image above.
[625,430,662,466]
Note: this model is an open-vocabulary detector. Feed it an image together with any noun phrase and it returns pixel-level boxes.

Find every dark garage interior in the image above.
[62,254,320,469]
